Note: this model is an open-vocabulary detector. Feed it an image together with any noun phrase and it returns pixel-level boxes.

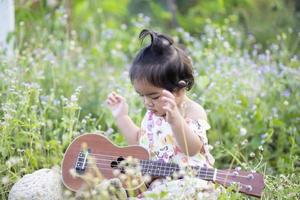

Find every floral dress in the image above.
[137,111,218,199]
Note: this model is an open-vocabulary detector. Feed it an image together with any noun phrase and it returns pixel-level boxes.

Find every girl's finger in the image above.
[112,92,125,101]
[108,93,115,99]
[107,99,114,106]
[161,96,176,107]
[162,106,173,114]
[107,97,118,104]
[108,95,119,104]
[162,90,175,99]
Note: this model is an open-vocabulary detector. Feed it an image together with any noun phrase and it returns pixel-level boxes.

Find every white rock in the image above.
[9,166,64,200]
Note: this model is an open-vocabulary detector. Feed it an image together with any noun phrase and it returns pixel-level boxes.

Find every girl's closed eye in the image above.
[150,95,160,100]
[137,93,160,100]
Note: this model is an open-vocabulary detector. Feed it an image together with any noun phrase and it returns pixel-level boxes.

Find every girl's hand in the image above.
[106,92,128,119]
[161,90,182,124]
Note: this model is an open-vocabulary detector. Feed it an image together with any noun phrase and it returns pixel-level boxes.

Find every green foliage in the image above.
[0,0,299,199]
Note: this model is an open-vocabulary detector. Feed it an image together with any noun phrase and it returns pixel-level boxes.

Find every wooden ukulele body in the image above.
[62,133,149,191]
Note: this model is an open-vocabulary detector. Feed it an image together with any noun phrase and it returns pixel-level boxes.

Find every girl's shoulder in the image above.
[185,99,208,121]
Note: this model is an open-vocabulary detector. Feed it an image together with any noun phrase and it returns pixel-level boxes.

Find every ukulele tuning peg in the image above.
[235,166,241,171]
[233,171,239,177]
[246,185,253,191]
[247,174,254,180]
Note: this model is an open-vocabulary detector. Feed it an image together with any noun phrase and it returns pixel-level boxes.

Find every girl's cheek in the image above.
[156,99,164,107]
[158,97,165,104]
[158,102,165,110]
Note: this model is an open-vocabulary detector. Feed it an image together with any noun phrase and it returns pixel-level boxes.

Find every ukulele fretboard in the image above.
[139,160,215,181]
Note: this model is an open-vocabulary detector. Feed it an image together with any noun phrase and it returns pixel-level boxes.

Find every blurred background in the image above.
[13,0,300,52]
[1,0,299,199]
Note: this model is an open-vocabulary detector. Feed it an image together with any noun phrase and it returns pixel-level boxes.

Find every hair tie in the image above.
[178,80,187,88]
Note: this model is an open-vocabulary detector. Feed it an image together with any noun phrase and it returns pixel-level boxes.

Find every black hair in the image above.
[129,29,194,92]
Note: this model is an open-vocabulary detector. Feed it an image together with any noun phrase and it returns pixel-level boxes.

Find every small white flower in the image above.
[261,133,267,139]
[104,128,114,136]
[119,174,127,181]
[46,0,58,7]
[121,24,127,30]
[1,176,9,185]
[131,179,139,186]
[6,156,21,167]
[63,190,72,197]
[240,127,247,136]
[69,169,76,178]
[223,41,230,49]
[236,100,242,104]
[70,94,78,102]
[112,169,120,176]
[241,139,248,146]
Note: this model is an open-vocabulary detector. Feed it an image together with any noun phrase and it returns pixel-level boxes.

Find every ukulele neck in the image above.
[139,160,216,181]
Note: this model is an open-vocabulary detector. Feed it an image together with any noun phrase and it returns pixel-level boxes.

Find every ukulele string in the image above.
[76,160,215,178]
[86,153,254,179]
[79,162,211,176]
[79,159,212,175]
[76,157,252,179]
[81,163,211,179]
[88,152,147,158]
[75,164,252,189]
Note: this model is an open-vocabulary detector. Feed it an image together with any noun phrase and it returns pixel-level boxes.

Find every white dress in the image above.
[136,111,218,200]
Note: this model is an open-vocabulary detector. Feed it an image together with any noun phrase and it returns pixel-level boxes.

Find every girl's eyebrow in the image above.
[136,91,160,96]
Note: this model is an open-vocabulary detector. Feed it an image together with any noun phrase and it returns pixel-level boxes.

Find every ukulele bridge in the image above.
[75,149,90,174]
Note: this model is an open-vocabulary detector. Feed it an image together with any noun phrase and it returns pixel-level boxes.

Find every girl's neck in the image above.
[177,95,189,118]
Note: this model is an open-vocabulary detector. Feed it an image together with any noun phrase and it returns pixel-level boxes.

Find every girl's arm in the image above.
[161,90,204,156]
[107,92,140,145]
[115,115,140,145]
[170,114,203,156]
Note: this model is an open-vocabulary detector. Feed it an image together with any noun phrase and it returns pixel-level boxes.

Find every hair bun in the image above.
[139,29,174,54]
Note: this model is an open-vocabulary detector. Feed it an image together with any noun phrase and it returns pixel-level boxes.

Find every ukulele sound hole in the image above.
[110,156,125,171]
[111,161,118,168]
[117,157,125,163]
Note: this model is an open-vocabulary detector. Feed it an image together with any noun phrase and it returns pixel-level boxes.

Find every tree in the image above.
[0,0,15,56]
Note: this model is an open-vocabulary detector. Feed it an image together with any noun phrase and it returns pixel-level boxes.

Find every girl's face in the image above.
[133,80,183,117]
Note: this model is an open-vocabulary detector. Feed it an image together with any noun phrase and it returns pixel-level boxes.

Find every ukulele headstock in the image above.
[215,167,265,198]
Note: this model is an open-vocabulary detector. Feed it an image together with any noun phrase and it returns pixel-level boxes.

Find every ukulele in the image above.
[61,133,265,198]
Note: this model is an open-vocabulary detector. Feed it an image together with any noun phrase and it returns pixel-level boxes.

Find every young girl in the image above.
[107,29,217,199]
